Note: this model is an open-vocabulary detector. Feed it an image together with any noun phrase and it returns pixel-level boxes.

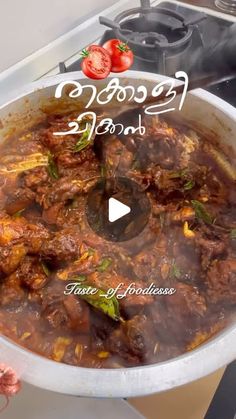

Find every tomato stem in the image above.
[117,42,130,53]
[81,48,89,58]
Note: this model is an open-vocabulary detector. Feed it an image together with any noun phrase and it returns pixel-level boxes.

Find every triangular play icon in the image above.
[108,197,131,223]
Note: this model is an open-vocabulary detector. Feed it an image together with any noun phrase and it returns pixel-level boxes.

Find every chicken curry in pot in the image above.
[0,109,235,368]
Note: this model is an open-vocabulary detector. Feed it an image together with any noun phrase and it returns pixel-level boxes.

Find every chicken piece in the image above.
[17,256,49,290]
[199,237,227,270]
[1,131,44,156]
[151,168,183,193]
[43,195,88,227]
[165,282,207,323]
[42,282,90,333]
[0,214,50,252]
[40,119,97,171]
[23,166,50,189]
[4,187,35,215]
[0,243,27,275]
[37,175,97,209]
[57,248,100,280]
[119,223,157,256]
[42,203,63,225]
[0,215,26,245]
[40,120,77,151]
[41,227,82,262]
[132,115,188,170]
[108,315,156,363]
[23,222,51,253]
[98,135,134,177]
[195,227,228,270]
[63,295,90,333]
[150,283,207,346]
[41,280,69,328]
[43,301,68,329]
[206,259,236,305]
[132,236,168,280]
[56,148,96,170]
[0,273,26,307]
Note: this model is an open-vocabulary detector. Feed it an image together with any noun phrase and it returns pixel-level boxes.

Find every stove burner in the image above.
[137,32,168,45]
[99,9,194,51]
[98,1,206,75]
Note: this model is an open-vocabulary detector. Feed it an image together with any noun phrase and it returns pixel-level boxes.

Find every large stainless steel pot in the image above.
[0,71,236,398]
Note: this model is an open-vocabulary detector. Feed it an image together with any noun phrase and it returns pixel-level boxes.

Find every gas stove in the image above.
[59,0,236,107]
[98,2,207,75]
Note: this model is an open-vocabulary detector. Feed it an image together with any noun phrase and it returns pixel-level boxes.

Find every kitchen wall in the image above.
[0,0,116,72]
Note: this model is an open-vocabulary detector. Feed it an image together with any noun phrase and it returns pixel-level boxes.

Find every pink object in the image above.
[0,364,21,413]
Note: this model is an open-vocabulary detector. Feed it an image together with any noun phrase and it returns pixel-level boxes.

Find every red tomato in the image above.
[102,39,134,73]
[81,45,112,80]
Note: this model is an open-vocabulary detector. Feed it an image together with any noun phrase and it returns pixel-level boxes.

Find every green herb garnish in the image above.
[184,180,195,191]
[191,200,213,225]
[75,284,121,321]
[41,262,51,277]
[48,154,59,179]
[171,263,181,279]
[13,208,25,218]
[74,126,92,153]
[88,248,95,256]
[169,169,188,179]
[230,229,236,240]
[73,275,87,282]
[97,258,112,272]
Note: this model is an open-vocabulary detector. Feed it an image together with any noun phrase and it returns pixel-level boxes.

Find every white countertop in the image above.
[0,383,144,419]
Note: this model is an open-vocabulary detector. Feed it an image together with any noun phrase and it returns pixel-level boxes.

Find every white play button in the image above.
[86,177,150,241]
[108,197,131,223]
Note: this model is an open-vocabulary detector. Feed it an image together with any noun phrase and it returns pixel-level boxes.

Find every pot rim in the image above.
[0,70,236,397]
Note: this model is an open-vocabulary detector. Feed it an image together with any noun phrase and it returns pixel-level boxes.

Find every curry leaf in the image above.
[48,154,59,179]
[97,258,112,272]
[76,284,121,321]
[88,248,95,256]
[41,262,51,277]
[73,275,87,282]
[184,180,195,191]
[74,126,92,153]
[169,169,188,179]
[171,263,181,279]
[191,200,213,225]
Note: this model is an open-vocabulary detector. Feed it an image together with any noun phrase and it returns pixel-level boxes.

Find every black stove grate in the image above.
[59,1,236,107]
